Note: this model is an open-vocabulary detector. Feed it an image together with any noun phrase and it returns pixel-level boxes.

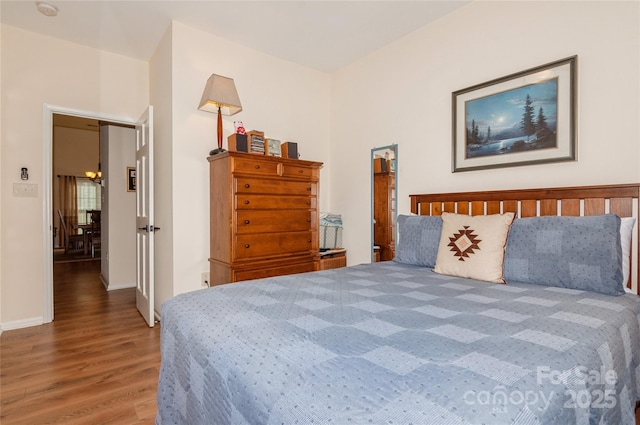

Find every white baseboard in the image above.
[100,274,135,291]
[106,282,136,291]
[2,316,44,331]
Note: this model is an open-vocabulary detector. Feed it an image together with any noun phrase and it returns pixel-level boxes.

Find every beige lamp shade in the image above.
[198,74,242,115]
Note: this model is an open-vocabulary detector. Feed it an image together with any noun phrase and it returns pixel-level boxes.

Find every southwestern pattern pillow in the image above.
[434,212,515,283]
[394,215,443,267]
[503,214,624,296]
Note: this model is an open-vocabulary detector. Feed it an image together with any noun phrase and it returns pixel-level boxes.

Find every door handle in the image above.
[138,225,161,232]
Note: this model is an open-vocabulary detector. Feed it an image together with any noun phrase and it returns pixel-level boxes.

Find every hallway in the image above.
[0,260,160,424]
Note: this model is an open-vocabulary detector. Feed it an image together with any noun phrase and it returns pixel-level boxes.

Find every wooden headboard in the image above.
[410,183,640,295]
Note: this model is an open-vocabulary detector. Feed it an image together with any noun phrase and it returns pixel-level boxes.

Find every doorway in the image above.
[43,105,136,323]
[52,114,102,263]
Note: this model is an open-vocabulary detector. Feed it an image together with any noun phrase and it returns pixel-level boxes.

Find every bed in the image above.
[157,183,640,425]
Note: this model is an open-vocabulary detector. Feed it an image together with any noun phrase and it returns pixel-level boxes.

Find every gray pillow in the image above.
[503,214,624,295]
[394,215,442,267]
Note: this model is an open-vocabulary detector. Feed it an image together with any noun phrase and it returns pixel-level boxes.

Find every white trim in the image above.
[43,104,135,324]
[100,274,136,291]
[107,283,137,291]
[43,106,53,323]
[2,316,45,331]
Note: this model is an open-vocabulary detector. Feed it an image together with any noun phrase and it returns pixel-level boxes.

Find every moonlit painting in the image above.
[465,78,558,159]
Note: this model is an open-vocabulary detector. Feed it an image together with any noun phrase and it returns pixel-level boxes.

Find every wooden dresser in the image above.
[373,171,395,261]
[209,151,323,285]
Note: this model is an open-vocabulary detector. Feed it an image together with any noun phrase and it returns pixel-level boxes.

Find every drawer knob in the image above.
[307,201,311,205]
[298,169,304,174]
[307,186,311,191]
[244,220,250,225]
[308,239,312,243]
[244,200,250,205]
[255,165,260,169]
[245,183,250,188]
[307,218,311,222]
[245,244,250,249]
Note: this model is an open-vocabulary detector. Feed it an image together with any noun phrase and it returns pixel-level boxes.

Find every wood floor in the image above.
[0,260,160,424]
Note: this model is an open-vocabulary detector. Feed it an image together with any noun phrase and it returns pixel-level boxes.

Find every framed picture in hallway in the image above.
[127,167,136,192]
[452,56,577,172]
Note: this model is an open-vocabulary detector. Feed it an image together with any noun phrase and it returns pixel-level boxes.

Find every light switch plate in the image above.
[13,183,38,197]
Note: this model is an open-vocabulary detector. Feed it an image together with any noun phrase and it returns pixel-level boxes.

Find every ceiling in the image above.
[1,1,469,73]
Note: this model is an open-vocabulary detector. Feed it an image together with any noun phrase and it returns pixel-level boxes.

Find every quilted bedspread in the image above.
[156,262,640,425]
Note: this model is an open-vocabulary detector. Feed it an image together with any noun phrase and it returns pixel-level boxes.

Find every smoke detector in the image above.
[36,2,58,17]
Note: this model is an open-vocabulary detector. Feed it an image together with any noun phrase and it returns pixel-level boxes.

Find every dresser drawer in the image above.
[235,232,314,260]
[233,261,316,282]
[232,157,280,176]
[282,164,315,179]
[236,210,314,234]
[236,194,316,210]
[235,177,315,196]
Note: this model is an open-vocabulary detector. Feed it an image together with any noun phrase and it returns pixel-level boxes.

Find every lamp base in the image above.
[209,148,226,156]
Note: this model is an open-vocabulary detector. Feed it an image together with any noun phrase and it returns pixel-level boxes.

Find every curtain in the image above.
[59,175,78,236]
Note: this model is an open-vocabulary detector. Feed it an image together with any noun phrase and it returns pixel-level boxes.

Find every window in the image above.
[77,178,101,224]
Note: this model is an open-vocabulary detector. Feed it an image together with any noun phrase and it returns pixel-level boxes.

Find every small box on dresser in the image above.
[228,133,248,152]
[281,142,298,159]
[319,249,347,270]
[209,151,323,285]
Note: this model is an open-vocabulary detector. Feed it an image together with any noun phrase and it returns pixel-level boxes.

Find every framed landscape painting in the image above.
[452,56,577,172]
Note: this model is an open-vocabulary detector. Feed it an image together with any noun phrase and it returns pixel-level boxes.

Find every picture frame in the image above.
[452,56,577,172]
[127,167,136,192]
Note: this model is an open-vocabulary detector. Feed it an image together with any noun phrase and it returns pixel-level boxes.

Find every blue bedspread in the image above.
[156,262,640,424]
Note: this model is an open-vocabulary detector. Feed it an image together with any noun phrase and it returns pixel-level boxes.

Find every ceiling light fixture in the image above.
[36,2,58,17]
[85,162,102,184]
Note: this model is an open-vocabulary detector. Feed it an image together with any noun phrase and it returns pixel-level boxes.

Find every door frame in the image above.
[42,104,135,323]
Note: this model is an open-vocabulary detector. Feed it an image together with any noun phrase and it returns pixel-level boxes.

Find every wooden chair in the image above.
[90,220,101,258]
[57,209,84,254]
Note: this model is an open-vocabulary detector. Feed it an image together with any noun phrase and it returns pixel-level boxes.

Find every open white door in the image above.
[136,106,156,327]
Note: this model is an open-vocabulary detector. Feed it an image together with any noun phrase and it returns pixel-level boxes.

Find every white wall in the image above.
[0,25,148,327]
[154,22,332,306]
[0,21,4,332]
[330,1,640,265]
[149,26,174,316]
[101,125,136,290]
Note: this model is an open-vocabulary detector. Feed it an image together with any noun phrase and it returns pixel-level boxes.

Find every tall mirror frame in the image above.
[371,144,398,263]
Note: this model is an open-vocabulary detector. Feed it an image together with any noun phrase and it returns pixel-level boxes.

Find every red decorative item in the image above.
[234,121,246,135]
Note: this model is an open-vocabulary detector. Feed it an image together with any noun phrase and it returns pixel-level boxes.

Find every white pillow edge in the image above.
[620,216,636,293]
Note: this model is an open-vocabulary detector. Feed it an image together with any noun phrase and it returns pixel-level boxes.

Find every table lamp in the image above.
[198,74,243,155]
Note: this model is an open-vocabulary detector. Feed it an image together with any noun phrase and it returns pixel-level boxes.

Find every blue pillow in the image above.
[394,215,442,267]
[503,214,624,295]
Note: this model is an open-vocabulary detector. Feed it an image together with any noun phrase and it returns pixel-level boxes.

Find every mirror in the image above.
[371,144,397,263]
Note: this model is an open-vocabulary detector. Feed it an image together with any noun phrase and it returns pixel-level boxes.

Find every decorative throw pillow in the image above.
[503,214,624,296]
[433,212,515,283]
[394,215,443,267]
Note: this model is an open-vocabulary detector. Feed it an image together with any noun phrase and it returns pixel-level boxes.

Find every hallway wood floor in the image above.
[0,260,160,424]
